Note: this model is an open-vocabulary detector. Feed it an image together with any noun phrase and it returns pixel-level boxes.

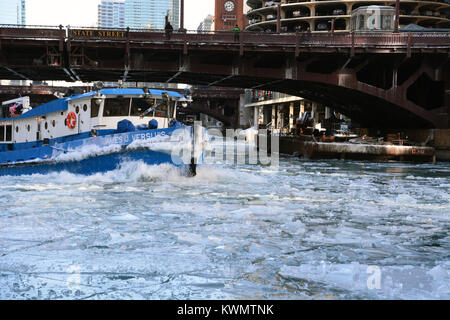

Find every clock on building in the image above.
[224,1,235,12]
[215,0,246,31]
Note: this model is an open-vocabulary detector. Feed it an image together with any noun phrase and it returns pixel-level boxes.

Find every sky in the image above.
[26,0,214,30]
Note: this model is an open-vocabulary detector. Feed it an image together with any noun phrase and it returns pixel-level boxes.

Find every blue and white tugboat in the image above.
[0,87,207,176]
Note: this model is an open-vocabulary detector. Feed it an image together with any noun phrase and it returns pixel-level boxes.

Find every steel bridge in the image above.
[0,25,449,128]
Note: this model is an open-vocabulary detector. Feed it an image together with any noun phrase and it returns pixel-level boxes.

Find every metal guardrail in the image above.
[0,24,65,40]
[0,25,449,48]
[0,24,64,29]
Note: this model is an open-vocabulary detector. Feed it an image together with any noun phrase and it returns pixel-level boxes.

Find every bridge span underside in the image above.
[0,29,449,129]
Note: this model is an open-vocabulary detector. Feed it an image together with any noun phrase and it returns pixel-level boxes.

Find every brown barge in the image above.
[279,135,436,162]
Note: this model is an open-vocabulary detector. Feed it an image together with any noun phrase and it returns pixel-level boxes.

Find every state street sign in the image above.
[70,29,128,39]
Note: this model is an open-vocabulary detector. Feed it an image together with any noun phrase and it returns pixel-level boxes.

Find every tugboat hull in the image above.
[0,127,203,176]
[0,149,192,176]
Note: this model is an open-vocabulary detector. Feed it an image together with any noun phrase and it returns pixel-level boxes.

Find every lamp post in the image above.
[394,0,400,33]
[276,4,281,33]
[180,0,185,31]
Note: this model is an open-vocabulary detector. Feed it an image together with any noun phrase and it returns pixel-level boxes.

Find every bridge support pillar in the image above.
[278,105,283,130]
[272,106,277,130]
[289,102,295,132]
[299,100,305,119]
[325,107,331,120]
[345,3,352,15]
[312,102,319,124]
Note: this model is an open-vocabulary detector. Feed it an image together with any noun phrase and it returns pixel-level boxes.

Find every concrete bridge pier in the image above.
[289,102,295,132]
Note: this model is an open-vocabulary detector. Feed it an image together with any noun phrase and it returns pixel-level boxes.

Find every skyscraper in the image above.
[197,15,214,32]
[124,0,180,30]
[0,0,26,25]
[98,0,125,28]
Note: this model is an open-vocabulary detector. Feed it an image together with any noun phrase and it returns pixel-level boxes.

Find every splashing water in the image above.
[0,150,449,299]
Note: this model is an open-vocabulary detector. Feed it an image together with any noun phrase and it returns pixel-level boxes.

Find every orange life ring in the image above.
[66,112,77,129]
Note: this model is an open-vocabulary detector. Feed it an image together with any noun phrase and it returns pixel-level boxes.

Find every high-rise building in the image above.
[0,0,26,25]
[197,14,214,32]
[124,0,180,30]
[98,0,125,28]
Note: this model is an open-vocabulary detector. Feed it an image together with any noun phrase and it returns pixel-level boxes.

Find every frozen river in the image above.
[0,148,449,299]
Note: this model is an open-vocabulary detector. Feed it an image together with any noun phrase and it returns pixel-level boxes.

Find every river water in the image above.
[0,141,449,299]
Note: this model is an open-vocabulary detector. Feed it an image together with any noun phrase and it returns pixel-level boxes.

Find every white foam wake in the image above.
[15,160,266,187]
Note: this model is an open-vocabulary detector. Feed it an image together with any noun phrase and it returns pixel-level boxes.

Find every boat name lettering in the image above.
[131,131,166,141]
[105,135,130,144]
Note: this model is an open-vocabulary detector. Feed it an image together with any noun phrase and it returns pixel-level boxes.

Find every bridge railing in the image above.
[409,32,450,46]
[0,24,65,40]
[352,32,450,47]
[128,29,236,43]
[1,25,450,48]
[295,33,353,47]
[353,32,407,46]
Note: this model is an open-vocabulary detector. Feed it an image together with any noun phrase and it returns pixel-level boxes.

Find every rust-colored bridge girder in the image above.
[0,26,449,128]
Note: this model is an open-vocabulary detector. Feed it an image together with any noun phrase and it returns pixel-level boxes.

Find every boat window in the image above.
[168,101,176,118]
[130,98,155,117]
[0,126,4,141]
[103,98,131,117]
[5,125,12,141]
[152,100,168,117]
[83,104,88,112]
[91,99,101,118]
[1,103,22,118]
[75,106,80,114]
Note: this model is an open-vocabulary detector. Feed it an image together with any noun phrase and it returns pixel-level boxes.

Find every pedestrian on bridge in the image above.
[165,21,173,40]
[232,24,241,43]
[306,27,311,41]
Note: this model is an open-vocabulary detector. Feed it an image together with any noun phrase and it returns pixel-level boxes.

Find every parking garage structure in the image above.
[245,0,450,32]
